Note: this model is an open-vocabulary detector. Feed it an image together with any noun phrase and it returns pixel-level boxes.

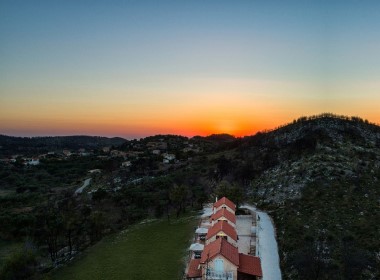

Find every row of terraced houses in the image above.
[186,197,263,280]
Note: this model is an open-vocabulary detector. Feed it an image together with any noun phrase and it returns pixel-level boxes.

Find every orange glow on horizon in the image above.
[2,113,380,139]
[0,113,277,138]
[2,94,380,138]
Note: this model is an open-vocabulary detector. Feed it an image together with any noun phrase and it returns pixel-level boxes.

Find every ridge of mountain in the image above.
[0,135,127,156]
[232,115,380,203]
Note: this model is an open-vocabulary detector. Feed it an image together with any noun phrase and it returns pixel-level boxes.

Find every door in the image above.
[214,258,224,272]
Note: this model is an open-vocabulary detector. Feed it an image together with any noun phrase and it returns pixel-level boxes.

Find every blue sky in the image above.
[1,0,380,137]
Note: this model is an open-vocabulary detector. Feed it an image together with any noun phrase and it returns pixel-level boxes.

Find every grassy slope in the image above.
[52,215,197,280]
[0,240,23,269]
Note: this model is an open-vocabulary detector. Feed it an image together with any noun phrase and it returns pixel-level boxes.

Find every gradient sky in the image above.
[1,0,380,138]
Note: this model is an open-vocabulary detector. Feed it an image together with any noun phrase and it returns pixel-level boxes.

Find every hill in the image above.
[240,114,380,203]
[216,114,380,279]
[0,135,127,156]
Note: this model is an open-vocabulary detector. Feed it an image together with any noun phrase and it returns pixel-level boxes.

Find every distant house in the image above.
[121,161,132,168]
[146,141,159,148]
[25,158,40,166]
[126,151,144,158]
[62,149,71,156]
[78,148,90,157]
[205,221,238,247]
[183,147,193,153]
[88,169,102,174]
[110,150,127,158]
[44,152,58,159]
[146,141,168,150]
[152,149,161,155]
[102,146,111,153]
[162,153,176,163]
[213,197,236,214]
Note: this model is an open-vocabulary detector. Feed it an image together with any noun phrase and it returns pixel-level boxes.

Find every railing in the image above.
[206,269,234,280]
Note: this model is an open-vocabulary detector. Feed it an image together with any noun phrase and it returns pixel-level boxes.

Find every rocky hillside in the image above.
[236,115,380,204]
[226,114,380,279]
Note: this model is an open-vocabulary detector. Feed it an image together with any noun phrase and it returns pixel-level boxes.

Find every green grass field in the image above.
[52,215,197,280]
[0,240,23,269]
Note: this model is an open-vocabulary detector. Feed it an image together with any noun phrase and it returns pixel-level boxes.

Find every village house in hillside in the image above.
[88,169,101,174]
[152,149,161,155]
[162,153,176,164]
[186,197,262,280]
[121,161,132,168]
[146,141,168,150]
[24,158,40,166]
[110,150,127,158]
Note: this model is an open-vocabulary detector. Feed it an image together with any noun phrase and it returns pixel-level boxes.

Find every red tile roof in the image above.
[187,259,202,278]
[214,196,236,211]
[206,220,238,241]
[238,254,263,277]
[214,197,236,211]
[210,208,236,224]
[200,238,239,266]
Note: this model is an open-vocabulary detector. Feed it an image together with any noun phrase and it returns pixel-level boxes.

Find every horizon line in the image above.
[1,113,379,140]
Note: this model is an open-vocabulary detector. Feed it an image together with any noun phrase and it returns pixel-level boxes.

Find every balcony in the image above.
[206,269,234,280]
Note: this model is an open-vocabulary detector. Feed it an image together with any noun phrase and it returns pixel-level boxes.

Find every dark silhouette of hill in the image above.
[0,135,127,156]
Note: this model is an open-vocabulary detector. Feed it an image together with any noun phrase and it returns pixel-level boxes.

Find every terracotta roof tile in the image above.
[213,197,236,211]
[200,238,239,266]
[187,259,202,278]
[206,220,238,241]
[238,254,263,277]
[210,208,236,224]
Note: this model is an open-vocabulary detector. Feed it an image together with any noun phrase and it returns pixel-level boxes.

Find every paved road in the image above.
[75,178,91,195]
[241,205,282,280]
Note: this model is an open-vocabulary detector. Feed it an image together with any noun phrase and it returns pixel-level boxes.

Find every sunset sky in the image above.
[1,1,380,139]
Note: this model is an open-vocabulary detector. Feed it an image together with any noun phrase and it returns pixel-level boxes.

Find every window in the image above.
[215,258,224,272]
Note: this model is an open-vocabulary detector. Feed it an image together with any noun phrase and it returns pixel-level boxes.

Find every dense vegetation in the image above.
[0,114,379,279]
[0,156,121,240]
[271,176,380,279]
[0,136,211,279]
